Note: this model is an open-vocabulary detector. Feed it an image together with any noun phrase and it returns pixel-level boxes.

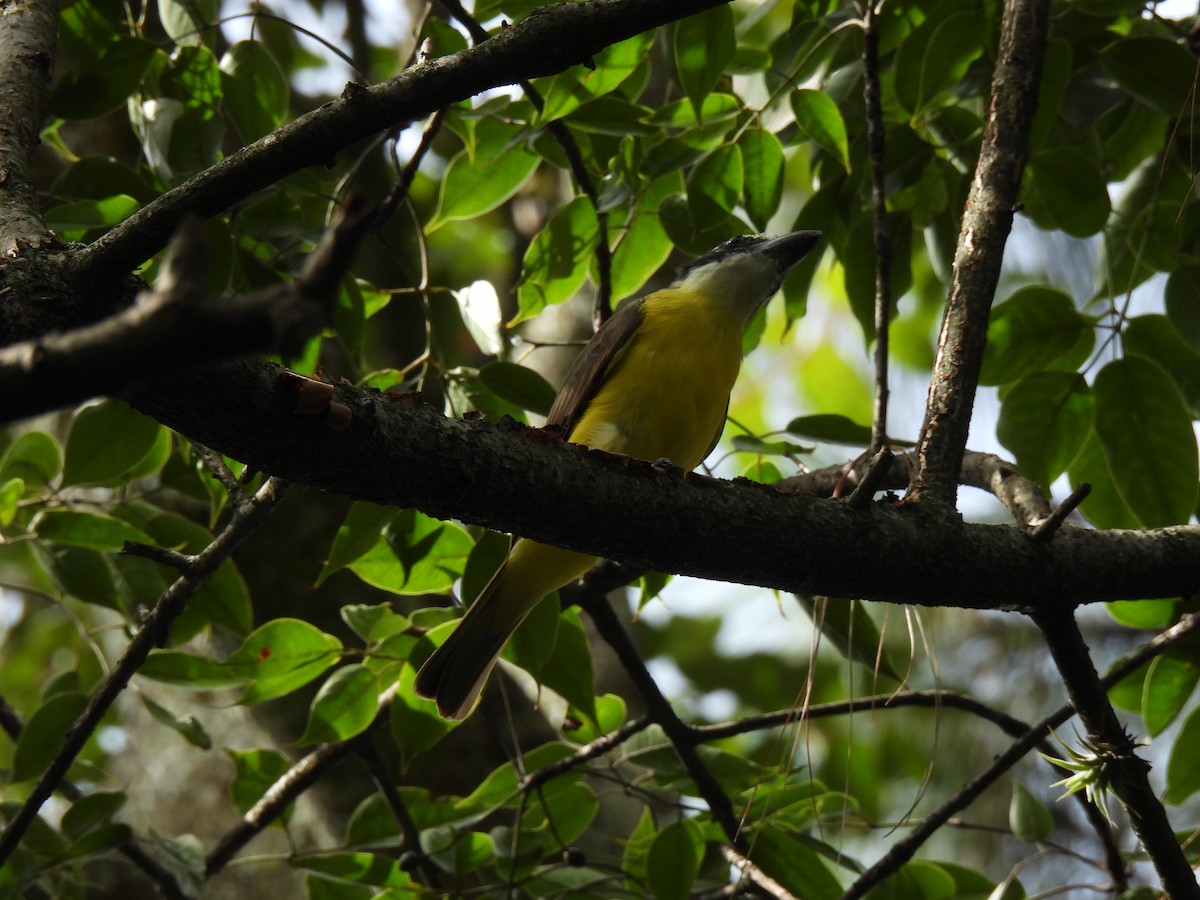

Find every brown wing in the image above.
[545,297,646,433]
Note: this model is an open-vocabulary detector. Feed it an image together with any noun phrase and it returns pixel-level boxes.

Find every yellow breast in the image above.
[568,289,744,469]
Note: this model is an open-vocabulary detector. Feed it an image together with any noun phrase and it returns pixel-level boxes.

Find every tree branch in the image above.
[0,479,288,865]
[118,370,1200,610]
[908,0,1049,507]
[70,0,727,286]
[861,2,892,452]
[1032,606,1198,897]
[0,0,56,255]
[0,201,372,424]
[0,694,187,898]
[841,612,1200,898]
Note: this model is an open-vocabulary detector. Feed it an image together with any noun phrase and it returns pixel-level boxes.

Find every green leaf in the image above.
[740,127,785,231]
[227,618,343,705]
[141,511,253,638]
[687,145,742,223]
[996,372,1094,487]
[226,747,293,824]
[295,852,411,887]
[57,822,133,862]
[1165,705,1200,804]
[980,287,1092,386]
[316,502,399,587]
[389,662,456,771]
[1101,36,1197,115]
[611,173,683,301]
[61,791,127,840]
[220,40,288,141]
[139,693,212,749]
[13,691,88,782]
[455,279,504,356]
[0,431,61,487]
[349,510,471,596]
[50,36,157,120]
[521,781,598,848]
[1009,780,1053,843]
[45,194,139,240]
[478,362,557,417]
[458,741,576,812]
[159,0,217,45]
[429,120,539,229]
[1165,265,1200,353]
[63,401,164,486]
[298,664,380,744]
[1143,646,1200,737]
[538,31,654,123]
[0,478,23,526]
[673,5,735,119]
[894,11,983,114]
[869,861,958,899]
[514,195,601,324]
[532,608,596,724]
[790,90,850,172]
[746,827,842,900]
[795,597,899,680]
[1068,432,1140,530]
[786,414,874,447]
[340,602,411,644]
[1124,314,1200,415]
[419,825,494,875]
[1021,149,1111,238]
[1093,356,1199,527]
[32,508,152,552]
[139,650,243,688]
[33,543,121,610]
[841,213,912,341]
[1107,599,1177,630]
[647,819,704,900]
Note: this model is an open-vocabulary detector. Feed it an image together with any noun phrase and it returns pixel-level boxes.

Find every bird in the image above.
[414,230,821,719]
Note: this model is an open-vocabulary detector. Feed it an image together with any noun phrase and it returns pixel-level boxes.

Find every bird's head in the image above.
[672,230,821,323]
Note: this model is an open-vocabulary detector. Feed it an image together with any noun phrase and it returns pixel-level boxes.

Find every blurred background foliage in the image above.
[2,0,1200,896]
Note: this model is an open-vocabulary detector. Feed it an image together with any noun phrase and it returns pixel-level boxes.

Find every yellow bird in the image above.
[415,230,821,719]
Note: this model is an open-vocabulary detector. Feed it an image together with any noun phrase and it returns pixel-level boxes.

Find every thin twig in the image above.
[1032,606,1198,897]
[0,694,188,898]
[1031,483,1092,542]
[436,0,613,323]
[0,478,289,864]
[861,1,892,453]
[841,613,1200,898]
[579,593,747,852]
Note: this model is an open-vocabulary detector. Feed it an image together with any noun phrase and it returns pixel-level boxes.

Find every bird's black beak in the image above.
[760,230,821,273]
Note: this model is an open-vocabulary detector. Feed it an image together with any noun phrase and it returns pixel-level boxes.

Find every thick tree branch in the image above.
[121,369,1200,610]
[908,0,1048,507]
[0,0,56,255]
[0,202,372,424]
[70,0,726,286]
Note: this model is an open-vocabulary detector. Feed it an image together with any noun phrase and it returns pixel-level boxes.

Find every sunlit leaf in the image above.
[298,664,380,744]
[227,618,343,705]
[790,90,850,172]
[672,5,735,119]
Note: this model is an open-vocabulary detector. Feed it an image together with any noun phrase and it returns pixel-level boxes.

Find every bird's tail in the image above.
[414,540,597,720]
[413,589,513,721]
